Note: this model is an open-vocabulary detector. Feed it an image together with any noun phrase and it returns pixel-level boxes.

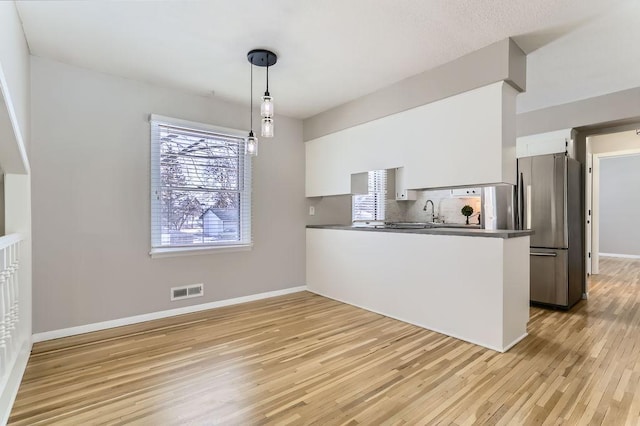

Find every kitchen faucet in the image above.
[423,199,438,223]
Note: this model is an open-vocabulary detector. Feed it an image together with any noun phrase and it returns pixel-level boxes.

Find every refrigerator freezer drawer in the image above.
[530,248,568,306]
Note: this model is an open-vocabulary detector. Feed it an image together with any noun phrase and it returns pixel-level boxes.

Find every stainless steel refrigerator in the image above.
[517,153,583,309]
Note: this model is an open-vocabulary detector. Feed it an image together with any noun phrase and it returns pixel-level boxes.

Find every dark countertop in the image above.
[306,225,534,239]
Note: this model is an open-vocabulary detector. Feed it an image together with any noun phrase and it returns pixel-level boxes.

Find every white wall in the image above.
[31,57,306,333]
[0,4,32,421]
[599,154,640,256]
[0,2,30,157]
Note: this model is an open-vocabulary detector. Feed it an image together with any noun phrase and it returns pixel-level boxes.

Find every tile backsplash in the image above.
[386,189,482,224]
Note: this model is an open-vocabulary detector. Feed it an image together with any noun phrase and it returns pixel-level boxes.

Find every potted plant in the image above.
[461,205,474,225]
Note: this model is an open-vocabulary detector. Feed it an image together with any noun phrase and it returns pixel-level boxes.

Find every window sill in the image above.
[150,244,253,259]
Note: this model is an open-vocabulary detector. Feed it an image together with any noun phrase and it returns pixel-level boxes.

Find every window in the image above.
[352,170,386,222]
[150,115,251,255]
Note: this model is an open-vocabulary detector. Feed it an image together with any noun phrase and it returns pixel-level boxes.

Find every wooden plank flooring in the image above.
[9,256,640,425]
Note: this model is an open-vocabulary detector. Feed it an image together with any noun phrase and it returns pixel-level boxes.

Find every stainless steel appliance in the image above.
[481,184,516,230]
[517,153,583,308]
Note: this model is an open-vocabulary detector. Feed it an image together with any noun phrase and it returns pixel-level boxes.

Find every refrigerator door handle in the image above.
[518,172,524,229]
[526,184,532,230]
[531,252,558,257]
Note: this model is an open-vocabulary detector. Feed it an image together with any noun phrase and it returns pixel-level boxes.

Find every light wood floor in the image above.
[9,257,640,425]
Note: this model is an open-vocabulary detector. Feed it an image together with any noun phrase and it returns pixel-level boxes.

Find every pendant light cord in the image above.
[266,64,269,94]
[250,64,253,131]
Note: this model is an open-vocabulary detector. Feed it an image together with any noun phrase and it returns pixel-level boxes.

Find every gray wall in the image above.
[304,38,525,141]
[516,86,640,139]
[306,195,352,226]
[599,155,640,256]
[31,57,306,333]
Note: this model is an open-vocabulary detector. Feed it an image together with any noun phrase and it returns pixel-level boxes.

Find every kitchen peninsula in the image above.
[306,225,533,352]
[304,70,531,352]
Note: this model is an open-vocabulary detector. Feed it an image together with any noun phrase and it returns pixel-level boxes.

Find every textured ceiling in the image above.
[15,0,637,119]
[517,0,640,113]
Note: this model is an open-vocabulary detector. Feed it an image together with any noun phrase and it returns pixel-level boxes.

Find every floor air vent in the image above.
[171,283,204,301]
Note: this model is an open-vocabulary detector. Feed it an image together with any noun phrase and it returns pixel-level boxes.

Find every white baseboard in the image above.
[599,253,640,259]
[32,286,307,343]
[502,333,529,352]
[0,338,32,426]
[307,288,522,353]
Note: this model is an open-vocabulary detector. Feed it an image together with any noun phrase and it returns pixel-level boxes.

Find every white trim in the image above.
[150,243,252,258]
[0,63,30,174]
[0,338,32,426]
[32,286,307,343]
[149,114,247,138]
[594,149,640,159]
[592,149,640,273]
[307,289,525,353]
[600,253,640,259]
[0,233,22,249]
[149,115,252,252]
[592,154,601,274]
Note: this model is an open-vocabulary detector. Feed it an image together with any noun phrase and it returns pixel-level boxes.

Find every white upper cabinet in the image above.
[305,134,351,197]
[516,129,575,159]
[394,167,417,200]
[305,81,518,197]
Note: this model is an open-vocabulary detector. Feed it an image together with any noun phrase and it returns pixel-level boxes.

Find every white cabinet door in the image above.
[394,167,417,200]
[305,82,518,197]
[403,82,517,188]
[305,136,351,197]
[516,129,574,159]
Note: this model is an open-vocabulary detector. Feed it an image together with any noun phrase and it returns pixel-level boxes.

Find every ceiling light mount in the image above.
[247,49,278,142]
[247,49,278,67]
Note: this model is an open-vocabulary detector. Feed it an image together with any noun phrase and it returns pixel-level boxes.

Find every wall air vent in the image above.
[171,283,204,301]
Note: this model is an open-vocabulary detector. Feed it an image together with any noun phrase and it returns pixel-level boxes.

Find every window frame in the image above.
[149,114,252,258]
[352,170,386,224]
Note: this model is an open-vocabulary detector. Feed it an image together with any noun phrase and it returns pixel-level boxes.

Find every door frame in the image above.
[588,147,640,280]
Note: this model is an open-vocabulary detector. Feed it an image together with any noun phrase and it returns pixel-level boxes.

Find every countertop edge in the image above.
[306,225,534,239]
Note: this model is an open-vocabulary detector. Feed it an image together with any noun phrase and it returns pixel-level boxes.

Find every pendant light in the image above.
[247,49,277,140]
[261,64,274,137]
[246,60,258,156]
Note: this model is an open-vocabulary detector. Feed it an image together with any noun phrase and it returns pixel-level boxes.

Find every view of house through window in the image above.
[150,116,252,250]
[352,170,386,222]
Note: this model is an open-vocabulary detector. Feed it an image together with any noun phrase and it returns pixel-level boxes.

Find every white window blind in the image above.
[352,170,386,222]
[150,115,252,251]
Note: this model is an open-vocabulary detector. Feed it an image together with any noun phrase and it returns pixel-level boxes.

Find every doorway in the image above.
[586,129,640,281]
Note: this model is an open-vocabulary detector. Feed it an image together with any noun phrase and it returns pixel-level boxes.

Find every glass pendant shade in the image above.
[261,95,273,117]
[247,49,278,154]
[246,132,258,156]
[261,117,274,138]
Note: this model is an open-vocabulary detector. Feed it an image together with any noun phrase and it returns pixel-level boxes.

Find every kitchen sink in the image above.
[383,222,482,230]
[429,223,482,229]
[383,222,433,229]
